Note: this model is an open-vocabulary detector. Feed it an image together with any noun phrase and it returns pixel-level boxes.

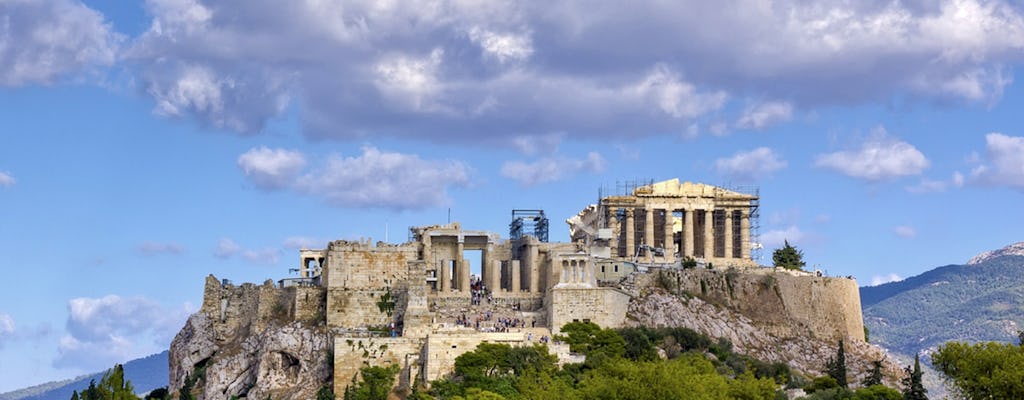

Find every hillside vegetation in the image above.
[861,255,1024,357]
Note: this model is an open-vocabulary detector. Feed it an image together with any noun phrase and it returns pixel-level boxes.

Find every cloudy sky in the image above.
[2,0,1024,391]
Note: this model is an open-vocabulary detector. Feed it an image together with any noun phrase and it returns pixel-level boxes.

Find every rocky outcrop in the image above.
[628,290,905,387]
[169,276,332,400]
[967,241,1024,264]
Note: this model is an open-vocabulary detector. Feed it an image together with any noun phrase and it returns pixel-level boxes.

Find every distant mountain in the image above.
[861,249,1024,357]
[0,351,168,400]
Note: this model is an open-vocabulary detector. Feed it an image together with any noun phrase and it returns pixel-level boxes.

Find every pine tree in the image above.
[902,353,928,400]
[772,240,806,270]
[861,359,884,387]
[825,339,848,388]
[69,390,80,400]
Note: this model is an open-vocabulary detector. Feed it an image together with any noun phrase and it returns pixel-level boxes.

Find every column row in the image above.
[613,207,750,261]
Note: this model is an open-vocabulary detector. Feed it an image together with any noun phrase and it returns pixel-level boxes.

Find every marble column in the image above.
[703,209,714,260]
[644,207,655,251]
[741,209,751,259]
[457,241,467,292]
[511,260,521,292]
[724,209,734,259]
[460,259,471,293]
[663,210,675,262]
[625,209,635,258]
[439,259,449,293]
[608,208,620,256]
[490,260,501,293]
[683,209,694,258]
[529,242,540,293]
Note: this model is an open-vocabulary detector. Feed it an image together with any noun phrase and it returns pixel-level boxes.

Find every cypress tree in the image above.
[902,353,928,400]
[862,359,884,387]
[825,339,848,388]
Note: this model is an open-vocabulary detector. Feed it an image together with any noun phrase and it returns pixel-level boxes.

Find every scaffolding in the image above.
[510,209,549,242]
[714,184,761,262]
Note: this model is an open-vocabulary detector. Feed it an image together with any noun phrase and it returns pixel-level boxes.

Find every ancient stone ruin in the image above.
[170,179,869,399]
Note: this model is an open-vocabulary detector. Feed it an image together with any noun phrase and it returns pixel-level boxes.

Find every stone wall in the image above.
[324,242,418,329]
[645,268,865,341]
[423,332,529,382]
[547,287,631,334]
[333,337,424,398]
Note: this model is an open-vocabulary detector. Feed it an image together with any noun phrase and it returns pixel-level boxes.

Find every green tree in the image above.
[144,387,169,400]
[772,240,806,270]
[315,383,333,400]
[861,360,883,387]
[804,376,839,394]
[825,339,848,388]
[344,364,399,400]
[852,385,902,400]
[556,322,625,366]
[82,380,100,400]
[95,364,139,400]
[933,341,1024,400]
[900,354,927,400]
[69,390,80,400]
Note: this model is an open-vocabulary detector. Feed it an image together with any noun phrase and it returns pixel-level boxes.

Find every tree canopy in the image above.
[933,341,1024,400]
[772,240,806,270]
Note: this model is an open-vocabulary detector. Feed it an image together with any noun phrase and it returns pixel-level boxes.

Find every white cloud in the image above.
[714,147,787,181]
[213,238,241,259]
[501,152,606,187]
[629,64,728,120]
[240,248,280,265]
[212,238,279,265]
[237,146,470,209]
[467,27,534,64]
[815,128,929,180]
[735,101,793,130]
[237,146,307,190]
[970,133,1024,189]
[296,146,471,209]
[0,0,121,86]
[374,48,446,112]
[55,295,190,371]
[137,241,185,256]
[905,171,968,193]
[893,225,917,238]
[110,0,1024,141]
[510,133,563,156]
[870,273,903,286]
[283,236,326,250]
[0,171,14,187]
[760,226,805,250]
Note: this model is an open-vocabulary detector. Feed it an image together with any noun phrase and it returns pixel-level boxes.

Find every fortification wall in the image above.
[423,332,528,382]
[333,337,424,398]
[198,275,327,343]
[547,287,630,334]
[646,268,865,341]
[324,242,417,290]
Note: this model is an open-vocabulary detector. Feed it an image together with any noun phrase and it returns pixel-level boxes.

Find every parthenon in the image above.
[568,178,759,267]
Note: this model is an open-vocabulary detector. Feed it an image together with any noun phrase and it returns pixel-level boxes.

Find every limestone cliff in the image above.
[169,276,331,400]
[624,268,905,385]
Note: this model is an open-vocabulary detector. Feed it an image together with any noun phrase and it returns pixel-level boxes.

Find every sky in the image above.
[2,0,1024,392]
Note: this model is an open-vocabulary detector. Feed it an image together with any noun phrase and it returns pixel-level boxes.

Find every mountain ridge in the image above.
[0,351,168,400]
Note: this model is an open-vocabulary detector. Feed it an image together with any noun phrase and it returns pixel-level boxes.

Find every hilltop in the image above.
[861,244,1024,357]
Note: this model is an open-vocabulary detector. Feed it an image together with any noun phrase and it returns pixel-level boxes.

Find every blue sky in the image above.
[2,0,1024,392]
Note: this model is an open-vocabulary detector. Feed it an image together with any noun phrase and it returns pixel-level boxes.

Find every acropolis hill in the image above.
[169,179,888,400]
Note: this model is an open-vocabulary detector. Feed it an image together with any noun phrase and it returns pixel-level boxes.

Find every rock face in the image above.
[626,269,905,386]
[169,276,331,400]
[967,241,1024,265]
